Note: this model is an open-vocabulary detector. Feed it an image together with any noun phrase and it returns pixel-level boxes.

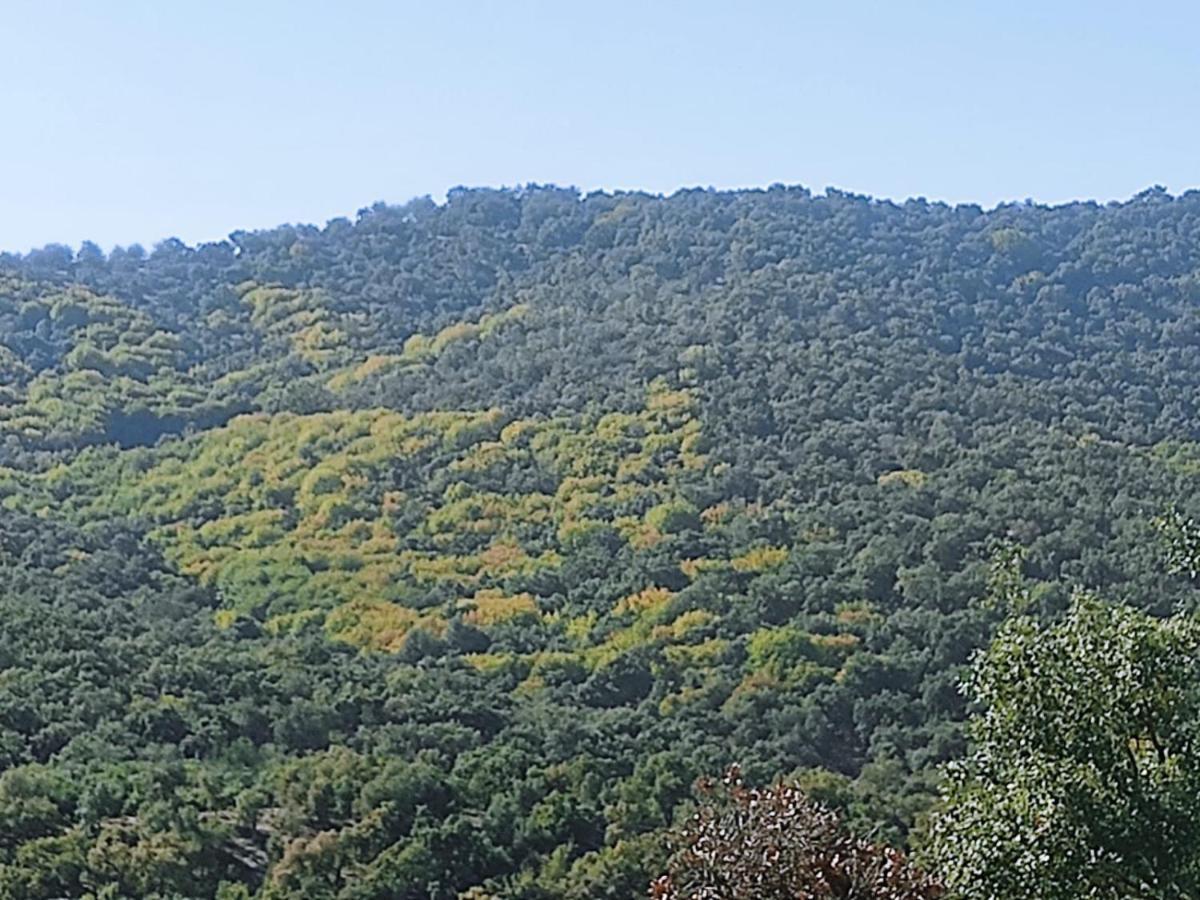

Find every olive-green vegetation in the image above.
[4,185,1200,897]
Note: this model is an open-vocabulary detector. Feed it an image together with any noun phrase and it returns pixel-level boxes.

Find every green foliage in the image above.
[924,578,1200,898]
[644,500,700,534]
[5,186,1200,895]
[1154,507,1200,581]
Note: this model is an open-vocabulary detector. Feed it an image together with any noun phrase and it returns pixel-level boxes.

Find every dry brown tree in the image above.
[650,766,942,900]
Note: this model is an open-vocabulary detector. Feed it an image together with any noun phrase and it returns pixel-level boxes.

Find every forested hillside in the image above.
[4,185,1200,898]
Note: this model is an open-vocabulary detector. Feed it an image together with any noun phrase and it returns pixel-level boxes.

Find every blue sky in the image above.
[1,1,1197,251]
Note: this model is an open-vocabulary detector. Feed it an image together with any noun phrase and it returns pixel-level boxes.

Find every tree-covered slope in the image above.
[4,185,1200,897]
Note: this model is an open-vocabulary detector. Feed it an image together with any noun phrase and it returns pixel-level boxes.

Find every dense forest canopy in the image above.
[4,185,1200,897]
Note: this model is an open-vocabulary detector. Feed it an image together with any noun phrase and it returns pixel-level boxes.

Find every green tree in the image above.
[923,550,1200,899]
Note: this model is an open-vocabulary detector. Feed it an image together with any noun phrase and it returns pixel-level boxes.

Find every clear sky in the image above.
[1,0,1197,252]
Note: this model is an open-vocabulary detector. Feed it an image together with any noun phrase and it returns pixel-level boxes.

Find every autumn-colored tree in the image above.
[650,767,942,899]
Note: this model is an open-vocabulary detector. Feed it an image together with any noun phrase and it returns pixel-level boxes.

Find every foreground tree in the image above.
[922,548,1200,899]
[650,766,941,899]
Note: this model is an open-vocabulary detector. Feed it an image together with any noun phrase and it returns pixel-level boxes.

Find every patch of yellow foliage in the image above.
[327,599,445,653]
[614,586,674,615]
[877,468,927,488]
[462,590,540,627]
[730,546,789,573]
